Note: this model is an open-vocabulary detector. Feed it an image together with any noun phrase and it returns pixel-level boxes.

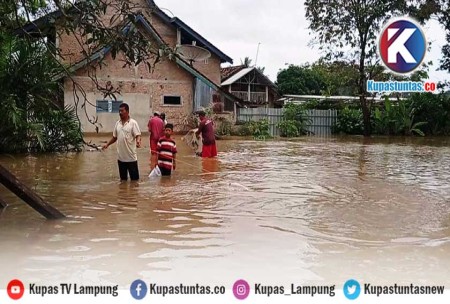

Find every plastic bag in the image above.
[148,166,162,178]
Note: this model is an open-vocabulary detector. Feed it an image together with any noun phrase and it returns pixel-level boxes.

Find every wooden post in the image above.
[0,164,65,219]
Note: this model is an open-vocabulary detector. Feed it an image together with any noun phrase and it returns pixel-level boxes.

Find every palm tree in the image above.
[240,56,252,67]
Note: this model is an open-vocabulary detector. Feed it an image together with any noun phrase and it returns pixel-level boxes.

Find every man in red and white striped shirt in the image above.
[156,123,177,176]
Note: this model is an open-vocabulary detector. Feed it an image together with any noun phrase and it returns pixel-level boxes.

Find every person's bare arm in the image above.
[136,135,142,148]
[102,137,117,150]
[195,122,204,138]
[172,154,176,170]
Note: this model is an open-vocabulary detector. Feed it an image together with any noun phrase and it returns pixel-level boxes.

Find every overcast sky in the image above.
[156,0,449,83]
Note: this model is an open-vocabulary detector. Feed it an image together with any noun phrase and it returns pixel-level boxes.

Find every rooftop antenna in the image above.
[254,42,261,67]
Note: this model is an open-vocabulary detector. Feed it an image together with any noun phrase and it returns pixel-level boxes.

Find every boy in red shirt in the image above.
[195,111,217,158]
[156,123,177,176]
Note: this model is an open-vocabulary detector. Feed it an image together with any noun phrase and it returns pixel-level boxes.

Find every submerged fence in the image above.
[236,108,338,137]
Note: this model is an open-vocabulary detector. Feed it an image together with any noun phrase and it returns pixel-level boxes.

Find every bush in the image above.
[231,123,252,136]
[247,119,271,140]
[0,36,83,153]
[277,103,310,137]
[409,93,450,135]
[278,120,300,137]
[214,117,232,136]
[39,106,84,152]
[333,107,364,135]
[372,98,427,136]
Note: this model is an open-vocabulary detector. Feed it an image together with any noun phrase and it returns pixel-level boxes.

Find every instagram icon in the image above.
[233,279,250,300]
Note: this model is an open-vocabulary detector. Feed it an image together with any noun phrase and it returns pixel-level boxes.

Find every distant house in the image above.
[18,0,241,133]
[221,65,281,109]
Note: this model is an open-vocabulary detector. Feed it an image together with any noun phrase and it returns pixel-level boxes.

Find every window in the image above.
[163,96,182,106]
[96,100,123,113]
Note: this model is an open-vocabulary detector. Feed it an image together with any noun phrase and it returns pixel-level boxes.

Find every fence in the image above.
[236,108,338,137]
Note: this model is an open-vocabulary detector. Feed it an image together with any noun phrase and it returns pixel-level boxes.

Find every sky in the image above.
[155,0,449,83]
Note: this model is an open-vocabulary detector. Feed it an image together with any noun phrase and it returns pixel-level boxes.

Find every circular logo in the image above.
[343,279,361,300]
[130,279,148,300]
[233,279,250,300]
[379,17,426,74]
[7,279,25,300]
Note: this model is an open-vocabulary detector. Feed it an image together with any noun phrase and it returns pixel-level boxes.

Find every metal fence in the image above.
[236,108,338,137]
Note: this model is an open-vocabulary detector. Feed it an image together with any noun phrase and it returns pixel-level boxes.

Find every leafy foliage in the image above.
[333,96,447,136]
[214,117,232,136]
[0,34,83,153]
[304,0,415,136]
[372,98,427,136]
[246,119,271,140]
[406,93,450,135]
[276,64,326,95]
[277,103,311,137]
[333,107,364,135]
[1,0,172,151]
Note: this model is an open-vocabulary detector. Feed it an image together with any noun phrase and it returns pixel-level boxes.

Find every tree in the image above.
[311,60,360,96]
[240,56,266,74]
[276,64,326,95]
[0,0,170,151]
[305,0,412,136]
[0,34,83,152]
[240,56,252,67]
[414,1,450,73]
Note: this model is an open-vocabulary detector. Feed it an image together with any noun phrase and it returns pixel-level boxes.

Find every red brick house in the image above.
[20,0,240,133]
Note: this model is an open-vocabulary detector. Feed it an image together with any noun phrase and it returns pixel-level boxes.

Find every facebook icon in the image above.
[130,279,148,300]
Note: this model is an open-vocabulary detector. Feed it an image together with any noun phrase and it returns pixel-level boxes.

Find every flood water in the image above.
[1,136,449,287]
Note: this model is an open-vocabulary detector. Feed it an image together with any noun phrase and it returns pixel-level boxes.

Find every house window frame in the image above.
[162,95,183,107]
[96,100,123,113]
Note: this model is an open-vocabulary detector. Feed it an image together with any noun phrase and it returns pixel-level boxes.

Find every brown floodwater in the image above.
[1,136,449,287]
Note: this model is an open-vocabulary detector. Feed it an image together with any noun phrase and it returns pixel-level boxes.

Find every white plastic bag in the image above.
[148,166,162,178]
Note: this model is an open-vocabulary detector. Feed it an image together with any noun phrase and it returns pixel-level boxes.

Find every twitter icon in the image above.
[343,279,361,300]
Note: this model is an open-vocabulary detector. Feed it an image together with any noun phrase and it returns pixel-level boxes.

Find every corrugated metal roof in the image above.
[221,67,254,86]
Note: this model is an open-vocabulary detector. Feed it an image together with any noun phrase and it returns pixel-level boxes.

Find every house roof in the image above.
[221,65,246,81]
[15,10,62,36]
[17,1,233,64]
[148,0,232,64]
[220,66,277,89]
[221,67,254,86]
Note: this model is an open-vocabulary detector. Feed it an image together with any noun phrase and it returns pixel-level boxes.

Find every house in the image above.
[221,65,281,109]
[18,0,241,133]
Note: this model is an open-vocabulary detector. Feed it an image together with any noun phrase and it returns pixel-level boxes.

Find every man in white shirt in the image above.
[102,103,142,181]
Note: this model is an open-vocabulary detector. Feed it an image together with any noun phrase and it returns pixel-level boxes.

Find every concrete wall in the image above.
[64,50,194,133]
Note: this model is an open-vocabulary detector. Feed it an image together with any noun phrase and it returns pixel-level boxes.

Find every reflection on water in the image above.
[0,136,449,286]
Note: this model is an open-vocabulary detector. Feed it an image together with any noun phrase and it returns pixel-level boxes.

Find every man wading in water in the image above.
[195,111,217,158]
[102,103,142,181]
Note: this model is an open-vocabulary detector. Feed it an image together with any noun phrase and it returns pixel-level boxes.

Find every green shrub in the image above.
[277,103,310,137]
[372,98,427,136]
[278,120,300,137]
[0,36,83,153]
[214,117,232,136]
[247,119,271,140]
[333,107,364,135]
[231,123,252,136]
[409,93,450,135]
